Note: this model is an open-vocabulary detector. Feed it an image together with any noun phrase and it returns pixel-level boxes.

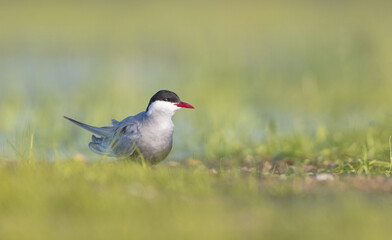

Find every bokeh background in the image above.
[3,1,392,240]
[1,0,392,163]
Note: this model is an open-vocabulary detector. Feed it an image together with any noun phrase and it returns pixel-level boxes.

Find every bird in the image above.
[64,90,194,165]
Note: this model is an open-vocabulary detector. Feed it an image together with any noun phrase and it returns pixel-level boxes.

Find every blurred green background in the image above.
[1,0,392,163]
[2,1,392,239]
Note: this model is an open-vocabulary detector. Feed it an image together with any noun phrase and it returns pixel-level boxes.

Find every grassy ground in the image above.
[2,161,392,240]
[1,1,392,239]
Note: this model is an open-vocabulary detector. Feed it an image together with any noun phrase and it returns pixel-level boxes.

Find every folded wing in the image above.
[108,123,141,157]
[65,116,140,158]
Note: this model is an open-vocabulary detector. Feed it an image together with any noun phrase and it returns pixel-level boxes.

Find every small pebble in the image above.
[315,173,334,181]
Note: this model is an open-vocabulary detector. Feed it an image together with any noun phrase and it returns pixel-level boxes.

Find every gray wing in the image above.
[88,121,140,157]
[109,122,141,157]
[88,112,146,157]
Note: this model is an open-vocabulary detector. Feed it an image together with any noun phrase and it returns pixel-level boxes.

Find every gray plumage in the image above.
[65,90,194,165]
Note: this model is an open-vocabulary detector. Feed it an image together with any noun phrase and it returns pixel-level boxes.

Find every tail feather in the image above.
[64,116,112,137]
[89,135,117,156]
[88,142,117,157]
[91,135,103,144]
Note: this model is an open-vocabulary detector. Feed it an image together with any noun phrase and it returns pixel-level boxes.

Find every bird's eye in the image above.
[163,98,169,101]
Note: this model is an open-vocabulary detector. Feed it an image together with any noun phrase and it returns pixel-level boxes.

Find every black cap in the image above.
[146,90,181,111]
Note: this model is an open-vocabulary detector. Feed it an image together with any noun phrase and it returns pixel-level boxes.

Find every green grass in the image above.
[2,161,392,240]
[1,0,392,239]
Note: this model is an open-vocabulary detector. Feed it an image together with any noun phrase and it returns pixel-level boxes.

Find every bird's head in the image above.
[146,90,194,116]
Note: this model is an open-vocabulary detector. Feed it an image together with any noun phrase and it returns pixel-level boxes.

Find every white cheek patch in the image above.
[147,101,180,116]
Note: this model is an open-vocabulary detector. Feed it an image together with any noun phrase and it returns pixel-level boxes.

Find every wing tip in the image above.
[64,116,75,122]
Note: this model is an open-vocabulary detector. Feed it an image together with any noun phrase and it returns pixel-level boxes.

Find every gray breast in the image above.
[136,119,174,163]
